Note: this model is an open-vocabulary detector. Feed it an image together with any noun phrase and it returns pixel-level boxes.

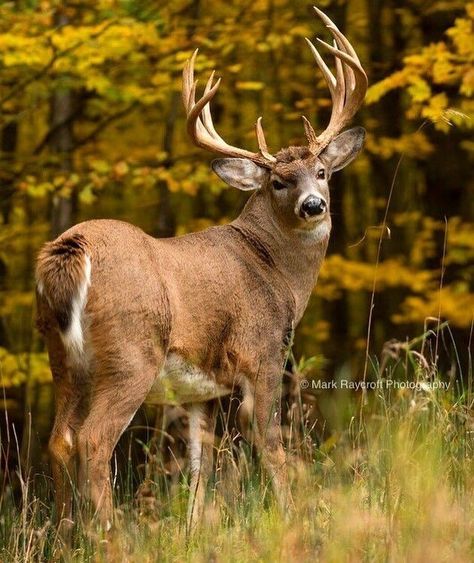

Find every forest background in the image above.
[0,0,472,492]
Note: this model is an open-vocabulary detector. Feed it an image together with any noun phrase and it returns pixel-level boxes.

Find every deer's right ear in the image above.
[212,158,267,191]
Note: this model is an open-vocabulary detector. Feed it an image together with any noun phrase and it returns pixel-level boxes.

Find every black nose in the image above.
[301,196,327,217]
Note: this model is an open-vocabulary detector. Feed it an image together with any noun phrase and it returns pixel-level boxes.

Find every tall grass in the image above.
[1,332,473,562]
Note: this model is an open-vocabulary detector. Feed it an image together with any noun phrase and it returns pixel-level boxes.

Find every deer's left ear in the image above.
[320,127,365,172]
[212,158,268,191]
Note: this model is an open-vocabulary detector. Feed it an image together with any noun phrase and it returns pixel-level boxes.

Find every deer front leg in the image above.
[186,402,216,534]
[248,375,293,512]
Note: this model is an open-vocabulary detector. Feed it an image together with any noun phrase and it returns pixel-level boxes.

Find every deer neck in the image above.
[232,190,330,322]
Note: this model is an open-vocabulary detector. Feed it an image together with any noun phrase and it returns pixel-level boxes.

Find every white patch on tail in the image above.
[60,254,91,365]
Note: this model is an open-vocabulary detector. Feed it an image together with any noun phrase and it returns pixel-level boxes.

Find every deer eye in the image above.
[272,179,287,190]
[317,169,325,180]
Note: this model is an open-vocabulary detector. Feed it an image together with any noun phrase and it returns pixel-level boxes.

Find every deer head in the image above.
[183,7,368,233]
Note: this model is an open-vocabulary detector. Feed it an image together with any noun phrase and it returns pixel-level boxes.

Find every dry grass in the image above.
[1,334,473,562]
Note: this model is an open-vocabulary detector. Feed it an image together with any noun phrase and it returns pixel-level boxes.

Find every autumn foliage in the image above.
[0,0,472,453]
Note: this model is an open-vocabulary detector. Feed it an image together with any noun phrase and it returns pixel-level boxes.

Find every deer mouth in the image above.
[300,214,328,226]
[303,214,326,223]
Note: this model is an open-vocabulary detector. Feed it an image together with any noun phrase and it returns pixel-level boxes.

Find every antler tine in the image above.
[200,71,228,146]
[304,7,368,153]
[256,117,274,161]
[182,51,275,166]
[182,50,198,112]
[313,5,361,67]
[333,41,346,113]
[317,36,367,114]
[301,115,318,147]
[186,77,222,137]
[304,37,336,97]
[319,32,355,92]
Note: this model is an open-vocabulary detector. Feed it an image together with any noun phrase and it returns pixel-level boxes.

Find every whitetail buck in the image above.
[36,7,367,535]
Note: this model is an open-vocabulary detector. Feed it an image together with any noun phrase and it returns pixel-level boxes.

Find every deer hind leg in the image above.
[46,334,84,542]
[76,348,162,530]
[247,376,294,512]
[49,389,80,540]
[186,402,216,534]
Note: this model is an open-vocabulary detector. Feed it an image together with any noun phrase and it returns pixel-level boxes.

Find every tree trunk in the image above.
[154,0,201,237]
[50,11,76,237]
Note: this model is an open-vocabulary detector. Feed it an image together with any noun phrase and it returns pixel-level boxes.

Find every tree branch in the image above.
[72,102,139,149]
[32,105,84,155]
[0,19,117,109]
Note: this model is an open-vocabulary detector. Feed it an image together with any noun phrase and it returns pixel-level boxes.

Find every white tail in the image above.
[61,254,91,360]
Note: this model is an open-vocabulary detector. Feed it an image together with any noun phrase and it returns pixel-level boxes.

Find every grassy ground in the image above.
[1,341,473,562]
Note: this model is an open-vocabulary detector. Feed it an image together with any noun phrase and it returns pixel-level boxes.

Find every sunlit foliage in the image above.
[366,2,473,132]
[0,2,472,393]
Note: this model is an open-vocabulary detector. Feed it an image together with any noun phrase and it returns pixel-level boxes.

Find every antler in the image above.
[304,6,368,154]
[182,50,276,167]
[182,7,367,163]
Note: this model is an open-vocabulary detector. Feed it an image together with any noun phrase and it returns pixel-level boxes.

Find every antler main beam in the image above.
[182,7,367,162]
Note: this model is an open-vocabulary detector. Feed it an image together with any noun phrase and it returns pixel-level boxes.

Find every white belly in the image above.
[145,353,231,405]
